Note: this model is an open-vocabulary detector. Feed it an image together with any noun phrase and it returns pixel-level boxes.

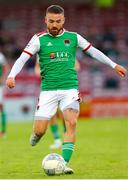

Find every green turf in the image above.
[0,118,128,179]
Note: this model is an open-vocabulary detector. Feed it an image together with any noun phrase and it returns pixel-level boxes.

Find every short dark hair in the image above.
[46,5,64,15]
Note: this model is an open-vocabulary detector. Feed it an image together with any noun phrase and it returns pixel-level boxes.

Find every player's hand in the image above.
[114,64,127,77]
[6,77,16,88]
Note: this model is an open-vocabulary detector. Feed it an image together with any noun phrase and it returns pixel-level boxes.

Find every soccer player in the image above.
[0,51,8,137]
[34,58,81,150]
[6,5,127,174]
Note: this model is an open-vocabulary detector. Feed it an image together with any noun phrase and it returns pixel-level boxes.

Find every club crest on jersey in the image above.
[64,39,70,46]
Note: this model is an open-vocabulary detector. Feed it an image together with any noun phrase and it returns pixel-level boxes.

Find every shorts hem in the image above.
[61,102,80,112]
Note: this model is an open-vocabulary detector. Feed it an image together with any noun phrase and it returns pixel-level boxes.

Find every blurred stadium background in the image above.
[0,0,128,121]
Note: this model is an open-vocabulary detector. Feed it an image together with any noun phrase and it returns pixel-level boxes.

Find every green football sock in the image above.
[62,142,74,163]
[50,124,60,139]
[1,110,6,133]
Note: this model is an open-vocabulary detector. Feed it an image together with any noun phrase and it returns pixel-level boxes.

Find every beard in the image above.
[48,27,63,36]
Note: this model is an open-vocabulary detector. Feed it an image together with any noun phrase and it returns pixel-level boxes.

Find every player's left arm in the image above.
[77,34,127,77]
[87,46,127,77]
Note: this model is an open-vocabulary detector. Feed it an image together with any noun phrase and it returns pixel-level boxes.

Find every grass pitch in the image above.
[0,118,128,179]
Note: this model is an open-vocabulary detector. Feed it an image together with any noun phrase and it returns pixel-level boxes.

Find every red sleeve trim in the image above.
[23,50,33,57]
[83,43,92,52]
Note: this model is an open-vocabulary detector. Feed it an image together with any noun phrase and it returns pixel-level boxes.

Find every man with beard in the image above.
[6,5,127,174]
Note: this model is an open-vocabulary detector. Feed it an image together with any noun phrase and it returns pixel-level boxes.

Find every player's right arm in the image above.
[6,35,40,88]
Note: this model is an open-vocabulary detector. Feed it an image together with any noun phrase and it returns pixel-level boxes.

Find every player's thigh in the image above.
[59,89,80,125]
[35,91,58,120]
[59,89,80,113]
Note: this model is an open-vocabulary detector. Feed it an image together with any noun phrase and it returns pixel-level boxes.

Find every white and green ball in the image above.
[42,153,65,176]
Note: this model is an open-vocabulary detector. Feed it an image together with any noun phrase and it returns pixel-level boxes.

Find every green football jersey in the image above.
[24,30,91,90]
[38,31,78,90]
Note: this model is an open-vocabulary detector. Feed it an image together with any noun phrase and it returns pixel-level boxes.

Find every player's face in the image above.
[45,13,65,36]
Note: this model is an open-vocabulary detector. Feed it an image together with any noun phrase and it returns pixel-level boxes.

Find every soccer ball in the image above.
[42,153,65,176]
